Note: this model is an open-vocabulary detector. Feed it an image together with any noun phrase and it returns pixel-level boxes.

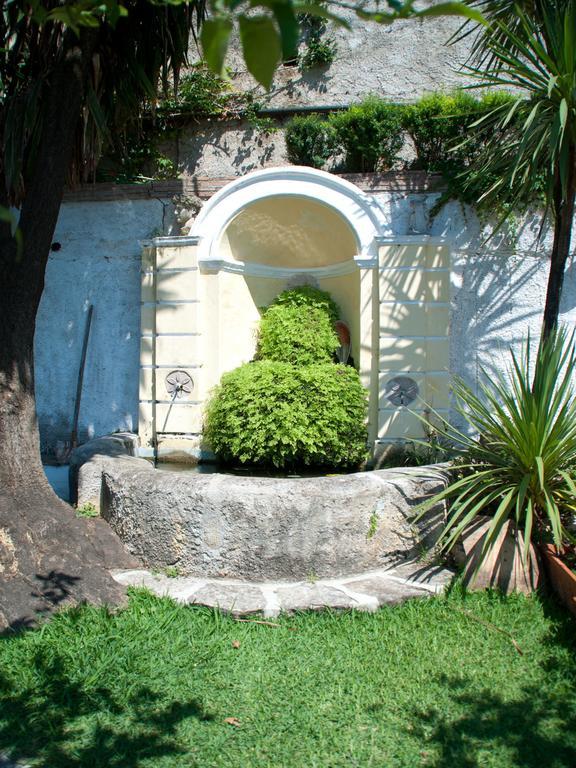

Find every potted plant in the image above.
[416,329,576,597]
[541,543,576,617]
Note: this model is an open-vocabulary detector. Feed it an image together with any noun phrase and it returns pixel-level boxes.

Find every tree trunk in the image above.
[542,146,576,339]
[0,39,137,631]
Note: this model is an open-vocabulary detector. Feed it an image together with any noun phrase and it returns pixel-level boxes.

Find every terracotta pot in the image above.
[541,544,576,617]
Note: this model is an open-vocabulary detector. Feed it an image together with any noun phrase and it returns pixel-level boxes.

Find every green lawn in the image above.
[0,587,575,767]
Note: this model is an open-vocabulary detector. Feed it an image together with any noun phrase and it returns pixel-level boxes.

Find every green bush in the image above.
[284,114,338,169]
[331,97,405,172]
[267,284,340,324]
[256,304,339,365]
[203,361,368,469]
[403,91,519,208]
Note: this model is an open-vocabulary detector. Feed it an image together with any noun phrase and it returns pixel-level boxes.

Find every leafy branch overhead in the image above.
[200,1,485,89]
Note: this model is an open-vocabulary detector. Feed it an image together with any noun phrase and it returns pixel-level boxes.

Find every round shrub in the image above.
[256,304,339,365]
[268,284,340,324]
[204,361,368,469]
[284,114,338,169]
[330,97,405,173]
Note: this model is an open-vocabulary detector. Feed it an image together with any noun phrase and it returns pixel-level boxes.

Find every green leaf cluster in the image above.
[204,285,368,469]
[267,284,340,324]
[416,329,576,567]
[256,304,339,365]
[298,9,337,70]
[285,98,405,172]
[331,97,406,173]
[204,361,368,469]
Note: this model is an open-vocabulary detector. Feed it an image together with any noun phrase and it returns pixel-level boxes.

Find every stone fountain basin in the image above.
[99,459,446,581]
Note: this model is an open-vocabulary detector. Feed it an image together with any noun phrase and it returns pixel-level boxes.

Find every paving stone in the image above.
[380,560,455,593]
[274,583,360,611]
[112,569,202,600]
[342,576,430,605]
[190,583,265,615]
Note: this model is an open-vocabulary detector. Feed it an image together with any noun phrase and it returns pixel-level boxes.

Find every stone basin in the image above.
[99,458,447,580]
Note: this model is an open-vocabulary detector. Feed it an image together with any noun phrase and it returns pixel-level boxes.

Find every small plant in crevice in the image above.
[204,285,368,470]
[76,502,99,518]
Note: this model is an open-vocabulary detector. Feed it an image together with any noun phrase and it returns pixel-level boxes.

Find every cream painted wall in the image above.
[219,196,359,268]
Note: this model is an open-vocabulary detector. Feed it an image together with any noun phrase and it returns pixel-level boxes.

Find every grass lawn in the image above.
[0,586,575,767]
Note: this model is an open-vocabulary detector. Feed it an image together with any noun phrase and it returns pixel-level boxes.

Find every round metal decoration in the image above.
[165,370,194,399]
[385,376,419,407]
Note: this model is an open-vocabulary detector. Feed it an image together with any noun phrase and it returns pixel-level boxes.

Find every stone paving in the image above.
[112,560,454,616]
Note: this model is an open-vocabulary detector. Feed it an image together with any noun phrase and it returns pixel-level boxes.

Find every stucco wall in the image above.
[222,3,474,108]
[35,184,576,455]
[35,198,168,455]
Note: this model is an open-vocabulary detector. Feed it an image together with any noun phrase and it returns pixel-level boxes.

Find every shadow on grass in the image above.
[409,673,576,767]
[0,646,214,767]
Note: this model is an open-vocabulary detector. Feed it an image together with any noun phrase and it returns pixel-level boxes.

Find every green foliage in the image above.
[158,64,233,119]
[205,283,366,469]
[404,90,526,211]
[76,502,99,518]
[417,330,576,568]
[331,97,406,172]
[403,91,515,173]
[300,37,337,69]
[204,360,368,469]
[267,284,340,324]
[284,114,338,168]
[256,304,339,366]
[299,11,337,69]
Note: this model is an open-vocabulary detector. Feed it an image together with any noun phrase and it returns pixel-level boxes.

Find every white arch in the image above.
[190,166,388,275]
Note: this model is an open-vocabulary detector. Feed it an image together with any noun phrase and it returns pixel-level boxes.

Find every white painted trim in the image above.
[376,235,451,246]
[190,166,389,272]
[140,235,200,248]
[198,257,361,278]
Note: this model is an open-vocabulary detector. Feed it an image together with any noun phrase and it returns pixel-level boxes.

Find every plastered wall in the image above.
[35,187,576,455]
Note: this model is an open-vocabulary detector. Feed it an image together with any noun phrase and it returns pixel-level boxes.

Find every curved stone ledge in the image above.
[101,464,447,581]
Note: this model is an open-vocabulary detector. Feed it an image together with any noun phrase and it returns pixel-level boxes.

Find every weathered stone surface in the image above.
[69,433,150,510]
[101,466,446,580]
[190,584,265,615]
[380,560,455,592]
[453,516,542,595]
[342,576,428,605]
[275,583,361,611]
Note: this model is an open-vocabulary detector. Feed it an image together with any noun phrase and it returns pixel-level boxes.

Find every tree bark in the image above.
[0,37,137,631]
[542,146,576,339]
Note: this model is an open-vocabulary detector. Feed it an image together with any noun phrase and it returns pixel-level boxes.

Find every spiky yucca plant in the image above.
[418,329,576,565]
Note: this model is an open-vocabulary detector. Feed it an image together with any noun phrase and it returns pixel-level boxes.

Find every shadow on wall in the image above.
[163,120,286,179]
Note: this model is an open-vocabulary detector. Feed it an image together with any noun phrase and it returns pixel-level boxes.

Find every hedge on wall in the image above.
[267,284,340,324]
[284,114,338,169]
[203,361,368,469]
[330,97,406,173]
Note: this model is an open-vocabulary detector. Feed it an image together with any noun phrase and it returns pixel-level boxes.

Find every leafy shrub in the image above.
[300,37,337,69]
[403,91,519,208]
[284,114,338,169]
[299,9,337,69]
[267,285,340,324]
[330,97,405,172]
[416,329,576,566]
[204,361,368,469]
[256,304,339,365]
